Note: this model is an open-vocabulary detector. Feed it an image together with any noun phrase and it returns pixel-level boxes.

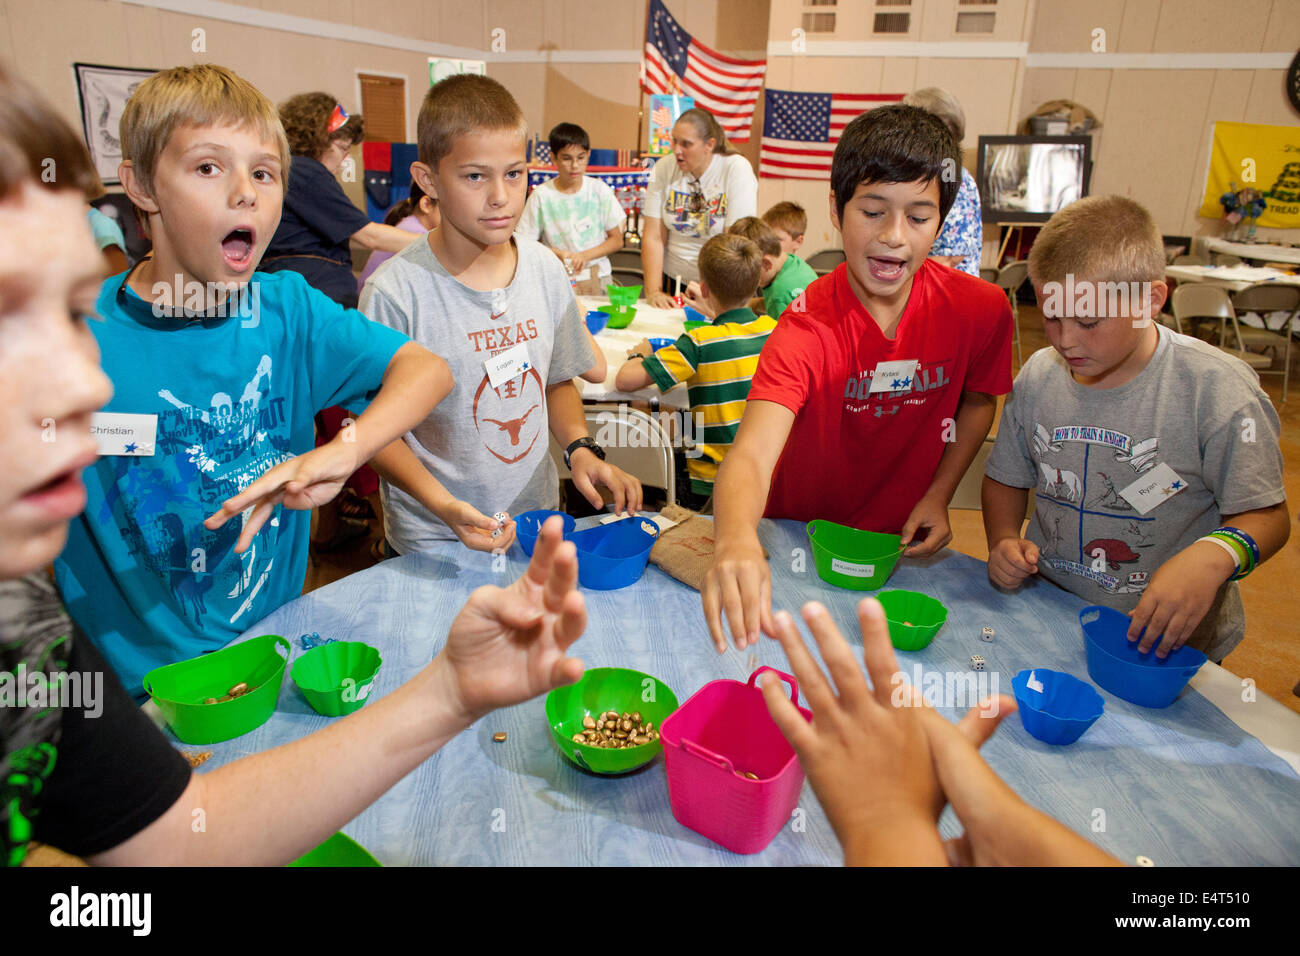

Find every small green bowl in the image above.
[606,283,641,307]
[290,641,382,717]
[875,589,949,651]
[289,832,381,867]
[143,635,290,745]
[605,305,637,329]
[806,519,903,590]
[683,320,708,332]
[545,667,679,774]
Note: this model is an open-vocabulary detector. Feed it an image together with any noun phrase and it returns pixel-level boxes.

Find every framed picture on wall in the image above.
[976,135,1092,223]
[73,62,159,184]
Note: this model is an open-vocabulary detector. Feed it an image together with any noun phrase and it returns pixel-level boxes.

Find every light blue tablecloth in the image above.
[195,518,1300,866]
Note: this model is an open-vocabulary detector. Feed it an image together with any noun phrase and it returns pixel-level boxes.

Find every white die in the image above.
[980,627,995,643]
[970,655,986,671]
[492,511,508,523]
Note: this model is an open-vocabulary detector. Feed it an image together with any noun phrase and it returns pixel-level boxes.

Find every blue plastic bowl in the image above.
[568,517,659,590]
[1080,606,1207,708]
[585,310,609,335]
[514,510,577,556]
[1011,668,1104,745]
[682,305,707,325]
[647,336,675,351]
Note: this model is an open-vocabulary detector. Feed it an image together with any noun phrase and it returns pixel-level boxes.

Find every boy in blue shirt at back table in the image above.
[54,65,451,698]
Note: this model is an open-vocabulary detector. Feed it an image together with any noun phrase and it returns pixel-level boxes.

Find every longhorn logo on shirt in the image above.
[473,368,546,464]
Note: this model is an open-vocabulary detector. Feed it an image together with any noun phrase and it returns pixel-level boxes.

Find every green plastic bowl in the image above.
[806,519,903,591]
[291,641,383,717]
[875,590,949,651]
[605,305,637,329]
[545,667,679,774]
[289,832,381,867]
[606,283,641,307]
[683,320,708,332]
[142,635,290,745]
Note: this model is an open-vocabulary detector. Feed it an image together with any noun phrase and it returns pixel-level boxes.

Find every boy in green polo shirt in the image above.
[728,216,818,319]
[615,234,776,509]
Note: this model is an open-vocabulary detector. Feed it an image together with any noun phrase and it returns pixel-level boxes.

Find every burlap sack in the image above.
[649,505,767,591]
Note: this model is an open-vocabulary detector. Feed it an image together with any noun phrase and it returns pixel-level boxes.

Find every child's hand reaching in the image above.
[987,536,1040,589]
[900,492,953,557]
[1126,540,1236,657]
[438,500,517,554]
[432,515,585,721]
[206,439,361,554]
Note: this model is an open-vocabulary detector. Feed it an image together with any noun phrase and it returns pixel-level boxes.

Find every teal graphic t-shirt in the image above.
[54,269,408,698]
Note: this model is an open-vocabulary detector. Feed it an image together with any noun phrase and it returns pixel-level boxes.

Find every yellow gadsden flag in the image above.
[1199,121,1300,229]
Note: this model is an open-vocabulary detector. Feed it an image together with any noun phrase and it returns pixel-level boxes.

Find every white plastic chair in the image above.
[549,403,676,506]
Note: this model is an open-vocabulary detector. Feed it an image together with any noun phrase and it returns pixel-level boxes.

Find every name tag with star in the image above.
[90,412,156,456]
[868,359,920,394]
[1119,462,1186,515]
[484,342,533,389]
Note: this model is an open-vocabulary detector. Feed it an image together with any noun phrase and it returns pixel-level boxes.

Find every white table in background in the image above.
[1165,263,1300,294]
[1205,237,1300,266]
[576,294,691,407]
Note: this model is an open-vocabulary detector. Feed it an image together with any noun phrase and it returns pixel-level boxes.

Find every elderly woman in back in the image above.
[903,88,982,277]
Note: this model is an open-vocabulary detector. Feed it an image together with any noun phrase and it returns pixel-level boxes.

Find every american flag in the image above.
[759,89,904,180]
[641,0,766,143]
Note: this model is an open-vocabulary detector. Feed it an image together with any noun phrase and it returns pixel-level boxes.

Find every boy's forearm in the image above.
[96,658,472,866]
[583,233,624,260]
[546,380,592,448]
[614,357,653,392]
[713,449,770,554]
[1216,501,1291,565]
[982,476,1029,547]
[347,343,452,463]
[922,391,997,505]
[369,437,456,520]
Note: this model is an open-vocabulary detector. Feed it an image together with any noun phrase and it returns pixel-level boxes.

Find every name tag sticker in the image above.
[1118,462,1186,515]
[90,412,157,456]
[484,343,533,389]
[868,359,920,394]
[831,558,876,578]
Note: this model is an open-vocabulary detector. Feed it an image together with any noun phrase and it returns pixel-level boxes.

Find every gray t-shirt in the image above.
[360,236,595,553]
[985,324,1284,661]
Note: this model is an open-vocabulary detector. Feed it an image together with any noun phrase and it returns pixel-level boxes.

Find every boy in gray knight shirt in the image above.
[982,196,1289,664]
[362,75,642,555]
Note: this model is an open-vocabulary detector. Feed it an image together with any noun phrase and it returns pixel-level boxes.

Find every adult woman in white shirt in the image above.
[642,108,758,309]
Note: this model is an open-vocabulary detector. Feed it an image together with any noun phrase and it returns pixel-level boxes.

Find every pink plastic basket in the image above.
[659,666,812,854]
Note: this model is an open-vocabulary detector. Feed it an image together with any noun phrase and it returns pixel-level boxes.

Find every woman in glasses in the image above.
[642,108,758,309]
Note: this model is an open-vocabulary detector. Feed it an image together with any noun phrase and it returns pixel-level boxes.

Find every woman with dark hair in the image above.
[642,107,757,309]
[262,93,416,548]
[261,92,413,308]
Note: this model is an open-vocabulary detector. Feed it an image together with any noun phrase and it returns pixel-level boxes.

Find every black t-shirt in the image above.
[263,155,372,307]
[31,620,192,859]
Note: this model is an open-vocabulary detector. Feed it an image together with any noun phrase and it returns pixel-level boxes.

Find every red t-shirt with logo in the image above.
[747,260,1013,532]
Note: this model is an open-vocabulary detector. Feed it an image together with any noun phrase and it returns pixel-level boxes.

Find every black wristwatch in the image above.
[564,437,606,469]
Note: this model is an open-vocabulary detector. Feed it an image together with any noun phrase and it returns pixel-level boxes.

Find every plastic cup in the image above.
[805,519,903,590]
[514,509,576,555]
[568,516,659,590]
[605,305,637,329]
[290,641,383,717]
[683,320,708,332]
[606,284,641,307]
[546,667,679,774]
[874,590,948,650]
[585,309,609,334]
[647,336,674,351]
[1011,668,1104,745]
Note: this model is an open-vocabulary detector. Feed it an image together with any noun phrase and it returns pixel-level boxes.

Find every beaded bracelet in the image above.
[1205,531,1252,580]
[1216,526,1261,567]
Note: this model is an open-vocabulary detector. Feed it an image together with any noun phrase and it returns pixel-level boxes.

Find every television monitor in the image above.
[976,135,1092,224]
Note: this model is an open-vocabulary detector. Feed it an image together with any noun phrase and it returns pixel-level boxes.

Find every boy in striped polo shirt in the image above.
[615,233,776,509]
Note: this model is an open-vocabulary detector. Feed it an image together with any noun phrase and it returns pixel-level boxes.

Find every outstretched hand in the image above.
[205,440,360,553]
[436,515,586,721]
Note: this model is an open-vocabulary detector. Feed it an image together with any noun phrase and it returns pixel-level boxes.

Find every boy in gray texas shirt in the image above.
[984,323,1285,662]
[361,236,594,555]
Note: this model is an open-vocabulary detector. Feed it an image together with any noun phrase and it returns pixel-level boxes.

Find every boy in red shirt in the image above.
[703,104,1013,652]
